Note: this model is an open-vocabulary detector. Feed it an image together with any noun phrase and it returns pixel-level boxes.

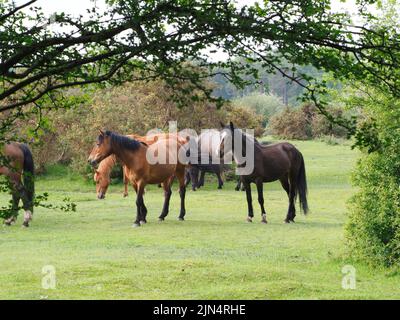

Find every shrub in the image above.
[232,92,284,126]
[223,103,264,137]
[312,109,348,138]
[267,107,310,139]
[345,90,400,267]
[267,103,349,140]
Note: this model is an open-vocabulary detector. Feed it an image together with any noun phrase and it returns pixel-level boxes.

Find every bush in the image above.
[267,107,310,139]
[267,103,349,140]
[345,90,400,267]
[223,103,264,137]
[232,92,284,126]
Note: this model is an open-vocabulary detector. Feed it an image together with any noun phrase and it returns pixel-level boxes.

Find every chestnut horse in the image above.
[94,155,120,199]
[94,133,186,199]
[0,142,35,227]
[88,131,187,227]
[218,122,308,224]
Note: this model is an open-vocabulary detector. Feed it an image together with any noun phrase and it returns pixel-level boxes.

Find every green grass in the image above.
[1,138,400,299]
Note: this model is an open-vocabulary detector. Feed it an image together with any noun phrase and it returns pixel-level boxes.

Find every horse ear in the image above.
[219,121,225,128]
[229,121,234,131]
[99,129,104,136]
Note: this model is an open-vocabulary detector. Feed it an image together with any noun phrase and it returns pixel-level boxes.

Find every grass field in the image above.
[1,138,400,300]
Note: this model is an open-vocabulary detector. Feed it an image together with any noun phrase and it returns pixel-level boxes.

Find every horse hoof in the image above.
[123,194,128,198]
[158,218,164,222]
[284,219,290,224]
[132,223,141,228]
[261,220,268,224]
[4,217,16,225]
[246,217,253,223]
[22,223,29,228]
[140,220,147,225]
[178,217,184,221]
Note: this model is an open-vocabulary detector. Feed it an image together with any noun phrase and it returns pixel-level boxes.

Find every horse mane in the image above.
[230,127,261,146]
[107,131,142,152]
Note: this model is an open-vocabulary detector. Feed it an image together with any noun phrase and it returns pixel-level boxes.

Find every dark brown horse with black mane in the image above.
[218,122,308,223]
[0,142,35,227]
[88,130,188,227]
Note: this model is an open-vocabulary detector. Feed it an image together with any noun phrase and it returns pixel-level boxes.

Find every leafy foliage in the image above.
[0,0,399,137]
[0,178,76,219]
[346,87,400,267]
[268,103,349,140]
[232,92,284,126]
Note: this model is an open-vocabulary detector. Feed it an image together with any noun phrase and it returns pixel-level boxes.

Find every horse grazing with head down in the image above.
[0,142,35,227]
[88,130,188,227]
[94,155,119,199]
[218,122,308,224]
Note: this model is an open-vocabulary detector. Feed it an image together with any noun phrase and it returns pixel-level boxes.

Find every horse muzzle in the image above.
[97,192,105,200]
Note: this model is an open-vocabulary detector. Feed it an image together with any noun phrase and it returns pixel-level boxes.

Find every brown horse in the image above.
[93,154,128,199]
[0,142,35,227]
[219,122,308,224]
[88,131,187,227]
[94,133,186,199]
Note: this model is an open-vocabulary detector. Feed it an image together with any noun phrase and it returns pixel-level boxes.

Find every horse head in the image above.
[88,130,113,167]
[94,169,110,200]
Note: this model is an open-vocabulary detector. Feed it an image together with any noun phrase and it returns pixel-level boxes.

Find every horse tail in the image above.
[296,151,308,214]
[19,144,35,210]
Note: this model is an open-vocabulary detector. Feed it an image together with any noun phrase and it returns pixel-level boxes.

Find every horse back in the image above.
[253,142,300,181]
[0,143,25,179]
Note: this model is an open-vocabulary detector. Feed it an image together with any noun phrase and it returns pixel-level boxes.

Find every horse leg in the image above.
[12,179,33,228]
[288,174,297,223]
[159,181,172,222]
[123,169,129,197]
[21,189,33,227]
[256,180,267,224]
[280,176,290,197]
[244,182,254,222]
[197,171,205,188]
[184,170,191,187]
[235,178,241,191]
[132,182,147,224]
[281,175,295,223]
[133,184,145,227]
[216,171,223,189]
[5,191,20,226]
[140,201,148,225]
[177,172,186,221]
